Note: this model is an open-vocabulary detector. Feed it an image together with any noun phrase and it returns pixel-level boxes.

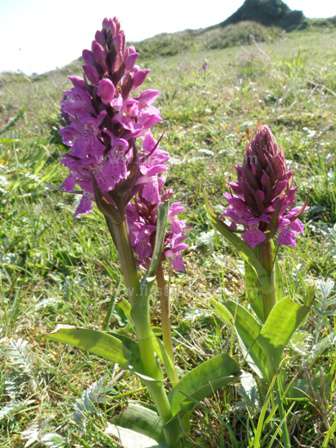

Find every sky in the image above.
[0,0,335,74]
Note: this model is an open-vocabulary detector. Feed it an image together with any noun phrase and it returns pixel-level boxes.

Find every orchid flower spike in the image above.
[223,125,305,248]
[59,17,188,272]
[60,17,162,218]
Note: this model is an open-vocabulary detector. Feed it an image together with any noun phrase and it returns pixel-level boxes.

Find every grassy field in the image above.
[1,26,336,447]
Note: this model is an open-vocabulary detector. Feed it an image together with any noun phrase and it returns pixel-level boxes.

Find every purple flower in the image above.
[59,17,188,271]
[126,190,188,272]
[59,17,163,217]
[222,125,305,248]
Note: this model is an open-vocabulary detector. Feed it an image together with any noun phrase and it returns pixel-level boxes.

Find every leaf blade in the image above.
[260,298,310,370]
[169,353,240,416]
[46,327,129,367]
[220,300,273,379]
[113,403,162,442]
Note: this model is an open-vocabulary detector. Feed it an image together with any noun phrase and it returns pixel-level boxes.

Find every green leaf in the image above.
[223,300,273,379]
[211,298,233,325]
[260,298,310,369]
[0,138,20,144]
[154,337,178,386]
[113,403,162,442]
[169,353,240,416]
[244,261,264,322]
[106,423,162,448]
[139,202,168,301]
[221,299,310,380]
[46,327,130,367]
[146,202,169,279]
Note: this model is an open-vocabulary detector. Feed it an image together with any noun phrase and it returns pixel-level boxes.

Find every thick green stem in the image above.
[131,297,173,418]
[105,216,139,301]
[259,239,276,319]
[156,263,179,385]
[106,215,176,445]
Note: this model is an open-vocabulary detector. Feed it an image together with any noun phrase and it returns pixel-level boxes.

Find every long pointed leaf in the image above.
[147,202,169,279]
[169,353,240,416]
[260,298,310,369]
[141,202,169,297]
[46,327,129,367]
[106,424,161,448]
[223,301,273,380]
[245,261,265,322]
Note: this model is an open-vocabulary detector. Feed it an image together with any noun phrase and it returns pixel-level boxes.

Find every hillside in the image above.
[135,21,282,58]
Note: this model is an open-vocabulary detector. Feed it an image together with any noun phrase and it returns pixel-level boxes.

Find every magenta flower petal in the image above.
[92,41,106,68]
[75,193,92,217]
[68,76,85,88]
[83,64,100,85]
[125,46,138,70]
[277,228,298,247]
[133,68,150,88]
[243,228,266,248]
[290,218,304,233]
[173,258,185,272]
[97,78,116,104]
[62,175,76,192]
[137,89,160,105]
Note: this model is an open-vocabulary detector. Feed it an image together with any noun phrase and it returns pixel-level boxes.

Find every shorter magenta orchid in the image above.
[223,125,305,248]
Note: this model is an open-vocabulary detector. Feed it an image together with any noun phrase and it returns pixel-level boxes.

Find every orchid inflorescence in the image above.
[60,17,187,271]
[223,125,305,248]
[48,16,310,448]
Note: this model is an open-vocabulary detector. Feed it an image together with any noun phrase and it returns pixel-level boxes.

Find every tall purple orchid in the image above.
[223,125,305,248]
[55,18,189,446]
[59,17,187,272]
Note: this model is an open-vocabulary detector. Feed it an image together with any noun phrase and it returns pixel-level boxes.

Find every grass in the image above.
[1,25,336,447]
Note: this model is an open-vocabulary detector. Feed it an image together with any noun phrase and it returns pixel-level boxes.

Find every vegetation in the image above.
[1,25,336,447]
[219,0,306,31]
[135,21,281,58]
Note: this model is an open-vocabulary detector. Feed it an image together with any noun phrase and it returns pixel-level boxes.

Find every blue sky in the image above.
[0,0,335,74]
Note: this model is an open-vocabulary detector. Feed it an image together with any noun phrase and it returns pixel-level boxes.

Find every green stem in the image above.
[156,263,179,386]
[106,214,176,445]
[259,239,276,319]
[276,377,291,447]
[105,216,139,300]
